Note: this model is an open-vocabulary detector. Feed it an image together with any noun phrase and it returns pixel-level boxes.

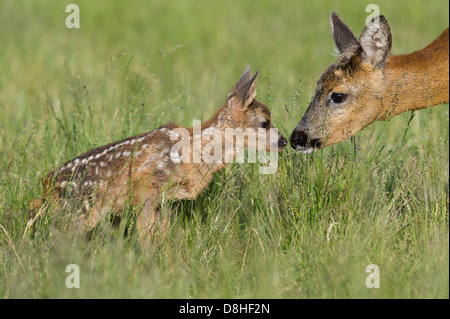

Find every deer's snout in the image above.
[267,129,287,151]
[290,128,321,153]
[278,135,287,150]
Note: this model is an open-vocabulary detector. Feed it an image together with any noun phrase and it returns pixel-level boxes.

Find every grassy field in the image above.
[0,0,448,299]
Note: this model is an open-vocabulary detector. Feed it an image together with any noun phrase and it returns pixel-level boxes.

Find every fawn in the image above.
[31,66,287,243]
[291,12,449,152]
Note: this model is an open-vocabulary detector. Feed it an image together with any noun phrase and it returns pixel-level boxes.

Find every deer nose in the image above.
[290,130,308,149]
[290,129,321,151]
[278,136,288,149]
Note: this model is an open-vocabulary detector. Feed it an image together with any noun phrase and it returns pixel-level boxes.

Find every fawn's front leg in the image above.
[75,199,108,240]
[135,197,170,248]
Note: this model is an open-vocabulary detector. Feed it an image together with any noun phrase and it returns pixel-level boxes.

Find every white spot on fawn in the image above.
[168,130,179,139]
[170,151,182,163]
[202,127,216,136]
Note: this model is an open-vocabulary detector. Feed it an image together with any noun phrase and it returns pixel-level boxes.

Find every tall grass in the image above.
[0,0,448,298]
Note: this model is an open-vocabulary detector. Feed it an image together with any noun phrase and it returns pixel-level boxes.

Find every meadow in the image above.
[0,0,448,298]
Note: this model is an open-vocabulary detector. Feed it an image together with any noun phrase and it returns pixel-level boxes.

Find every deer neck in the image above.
[188,104,234,175]
[381,28,449,119]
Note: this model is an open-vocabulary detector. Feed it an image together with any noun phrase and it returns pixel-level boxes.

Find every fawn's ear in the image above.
[359,15,392,68]
[330,12,360,54]
[233,65,251,91]
[227,68,259,113]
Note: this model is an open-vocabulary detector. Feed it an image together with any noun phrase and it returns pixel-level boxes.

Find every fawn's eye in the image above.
[330,92,347,104]
[260,121,270,129]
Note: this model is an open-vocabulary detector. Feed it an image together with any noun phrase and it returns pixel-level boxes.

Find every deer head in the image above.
[291,12,393,152]
[209,66,287,153]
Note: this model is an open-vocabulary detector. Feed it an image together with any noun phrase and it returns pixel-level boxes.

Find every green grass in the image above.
[0,0,448,298]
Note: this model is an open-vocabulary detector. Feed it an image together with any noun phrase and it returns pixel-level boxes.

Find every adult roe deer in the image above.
[291,12,449,153]
[30,66,287,244]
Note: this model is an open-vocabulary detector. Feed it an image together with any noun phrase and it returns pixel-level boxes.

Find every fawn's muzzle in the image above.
[278,135,288,150]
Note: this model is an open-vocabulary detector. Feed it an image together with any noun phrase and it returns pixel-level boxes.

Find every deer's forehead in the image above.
[254,107,271,119]
[316,67,342,93]
[318,56,369,93]
[248,100,271,118]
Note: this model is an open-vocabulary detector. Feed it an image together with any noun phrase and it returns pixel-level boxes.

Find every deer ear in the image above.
[330,12,360,54]
[240,70,259,107]
[227,69,259,113]
[233,65,251,91]
[359,15,392,68]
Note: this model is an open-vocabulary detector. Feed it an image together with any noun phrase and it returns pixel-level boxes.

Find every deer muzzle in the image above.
[290,128,322,153]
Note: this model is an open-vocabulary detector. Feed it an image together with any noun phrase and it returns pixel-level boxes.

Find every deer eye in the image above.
[331,93,347,104]
[260,121,270,129]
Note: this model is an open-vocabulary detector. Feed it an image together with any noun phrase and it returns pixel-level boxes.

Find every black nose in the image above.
[278,136,287,148]
[290,130,322,149]
[290,130,308,148]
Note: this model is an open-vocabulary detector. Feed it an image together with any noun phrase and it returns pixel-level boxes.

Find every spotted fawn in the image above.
[31,66,287,244]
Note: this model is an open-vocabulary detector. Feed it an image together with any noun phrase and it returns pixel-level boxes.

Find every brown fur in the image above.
[291,12,449,151]
[31,67,287,244]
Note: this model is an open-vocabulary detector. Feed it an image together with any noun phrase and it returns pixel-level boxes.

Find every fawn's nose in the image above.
[278,136,288,149]
[290,129,321,151]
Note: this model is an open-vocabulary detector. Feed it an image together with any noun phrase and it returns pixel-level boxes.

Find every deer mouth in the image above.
[292,140,322,153]
[293,146,315,154]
